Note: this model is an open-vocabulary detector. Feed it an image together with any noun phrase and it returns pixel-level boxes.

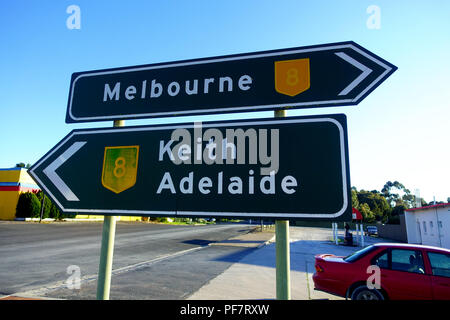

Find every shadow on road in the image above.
[211,239,368,273]
[182,239,217,246]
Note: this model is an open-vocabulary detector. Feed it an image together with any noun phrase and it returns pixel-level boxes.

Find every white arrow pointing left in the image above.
[43,141,87,201]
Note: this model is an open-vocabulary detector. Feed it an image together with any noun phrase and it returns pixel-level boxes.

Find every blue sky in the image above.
[0,1,449,203]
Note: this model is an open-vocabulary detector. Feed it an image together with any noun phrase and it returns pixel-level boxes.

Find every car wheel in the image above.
[351,286,384,301]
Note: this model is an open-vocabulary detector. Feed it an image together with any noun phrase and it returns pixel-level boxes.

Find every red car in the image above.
[313,243,450,300]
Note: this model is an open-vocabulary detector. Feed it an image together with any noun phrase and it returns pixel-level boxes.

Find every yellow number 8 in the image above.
[286,68,299,86]
[113,157,126,178]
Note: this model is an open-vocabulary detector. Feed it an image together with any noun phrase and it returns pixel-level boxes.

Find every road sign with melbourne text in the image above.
[66,41,396,123]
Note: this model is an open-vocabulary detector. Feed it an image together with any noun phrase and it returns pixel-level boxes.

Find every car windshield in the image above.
[344,245,377,262]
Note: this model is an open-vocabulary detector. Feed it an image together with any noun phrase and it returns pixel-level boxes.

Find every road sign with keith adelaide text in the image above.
[66,41,396,123]
[30,114,351,221]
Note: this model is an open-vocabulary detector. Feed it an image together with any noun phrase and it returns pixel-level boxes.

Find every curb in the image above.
[257,235,276,248]
[0,294,60,300]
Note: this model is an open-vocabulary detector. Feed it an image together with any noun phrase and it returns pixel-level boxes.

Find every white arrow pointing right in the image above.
[335,52,373,96]
[43,141,87,201]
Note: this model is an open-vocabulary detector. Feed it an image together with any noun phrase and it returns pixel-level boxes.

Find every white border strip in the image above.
[30,117,349,219]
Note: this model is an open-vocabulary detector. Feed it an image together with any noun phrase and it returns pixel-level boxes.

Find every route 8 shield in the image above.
[102,146,139,194]
[274,58,310,97]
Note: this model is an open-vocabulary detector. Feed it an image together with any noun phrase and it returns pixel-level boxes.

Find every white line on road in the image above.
[13,246,206,298]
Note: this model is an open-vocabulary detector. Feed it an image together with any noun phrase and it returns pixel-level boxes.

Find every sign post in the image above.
[96,120,123,300]
[274,109,291,300]
[96,214,116,300]
[275,220,290,299]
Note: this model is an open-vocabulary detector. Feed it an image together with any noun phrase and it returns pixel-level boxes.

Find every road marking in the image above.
[12,246,206,298]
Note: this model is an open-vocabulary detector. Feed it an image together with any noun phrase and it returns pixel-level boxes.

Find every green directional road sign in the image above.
[30,114,351,221]
[66,41,396,123]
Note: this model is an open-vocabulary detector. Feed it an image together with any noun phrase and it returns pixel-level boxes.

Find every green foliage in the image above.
[35,191,51,219]
[173,218,193,224]
[36,191,67,220]
[353,180,415,224]
[381,180,420,209]
[15,162,31,168]
[358,203,375,222]
[351,189,359,208]
[16,192,41,218]
[355,189,390,223]
[16,191,67,220]
[387,204,407,224]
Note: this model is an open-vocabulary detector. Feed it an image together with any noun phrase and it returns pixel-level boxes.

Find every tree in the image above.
[351,188,359,209]
[353,181,425,223]
[357,189,391,222]
[382,181,404,205]
[351,187,391,223]
[16,192,41,218]
[15,162,31,168]
[35,191,64,220]
[359,203,375,222]
[381,180,416,209]
[387,204,407,224]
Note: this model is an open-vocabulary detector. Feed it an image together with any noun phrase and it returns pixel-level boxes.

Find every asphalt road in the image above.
[0,221,256,299]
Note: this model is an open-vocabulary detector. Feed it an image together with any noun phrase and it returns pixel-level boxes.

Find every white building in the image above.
[404,203,450,249]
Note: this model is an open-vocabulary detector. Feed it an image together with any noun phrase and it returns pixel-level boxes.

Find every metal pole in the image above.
[333,223,336,243]
[335,223,339,245]
[96,215,116,300]
[361,224,364,247]
[96,119,124,300]
[276,220,290,299]
[39,192,45,223]
[274,109,290,300]
[355,223,359,246]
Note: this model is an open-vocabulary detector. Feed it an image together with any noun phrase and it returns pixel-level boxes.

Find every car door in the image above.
[426,251,450,299]
[373,248,432,299]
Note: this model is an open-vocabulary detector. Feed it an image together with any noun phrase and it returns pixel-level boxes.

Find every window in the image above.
[423,221,427,233]
[372,250,389,269]
[428,252,450,278]
[344,245,377,262]
[391,249,425,274]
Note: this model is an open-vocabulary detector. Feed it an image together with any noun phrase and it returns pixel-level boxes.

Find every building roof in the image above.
[405,203,450,212]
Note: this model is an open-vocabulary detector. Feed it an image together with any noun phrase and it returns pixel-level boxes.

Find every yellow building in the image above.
[0,167,143,222]
[0,168,40,220]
